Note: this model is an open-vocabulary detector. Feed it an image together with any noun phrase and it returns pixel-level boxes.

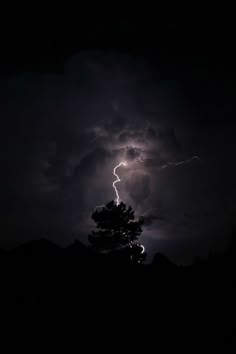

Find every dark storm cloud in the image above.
[141,213,166,226]
[3,50,236,263]
[125,147,143,162]
[157,127,182,155]
[125,173,151,206]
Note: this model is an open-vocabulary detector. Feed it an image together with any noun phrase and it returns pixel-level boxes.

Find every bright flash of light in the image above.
[113,161,127,205]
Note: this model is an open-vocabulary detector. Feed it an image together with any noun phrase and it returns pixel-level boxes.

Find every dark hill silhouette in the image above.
[66,239,87,253]
[13,238,60,256]
[0,232,235,346]
[151,252,175,269]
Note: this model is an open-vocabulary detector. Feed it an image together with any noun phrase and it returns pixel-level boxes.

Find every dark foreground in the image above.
[0,238,235,348]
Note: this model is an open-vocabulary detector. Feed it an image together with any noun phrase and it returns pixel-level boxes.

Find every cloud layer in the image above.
[2,51,235,263]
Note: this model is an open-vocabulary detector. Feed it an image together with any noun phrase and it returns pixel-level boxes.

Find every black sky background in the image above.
[1,17,236,263]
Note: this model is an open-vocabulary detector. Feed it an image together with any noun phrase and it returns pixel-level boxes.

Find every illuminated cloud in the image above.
[3,50,235,263]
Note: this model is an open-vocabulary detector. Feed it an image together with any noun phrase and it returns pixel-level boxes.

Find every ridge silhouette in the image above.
[0,231,235,346]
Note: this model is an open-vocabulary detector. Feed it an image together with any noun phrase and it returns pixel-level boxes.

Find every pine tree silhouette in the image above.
[89,200,145,262]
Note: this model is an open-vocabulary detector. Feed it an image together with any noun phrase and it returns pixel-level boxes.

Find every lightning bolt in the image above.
[159,155,200,170]
[93,161,145,257]
[93,161,127,210]
[113,161,127,205]
[140,244,145,254]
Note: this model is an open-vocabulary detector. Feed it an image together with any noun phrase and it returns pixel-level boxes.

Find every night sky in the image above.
[1,17,236,263]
